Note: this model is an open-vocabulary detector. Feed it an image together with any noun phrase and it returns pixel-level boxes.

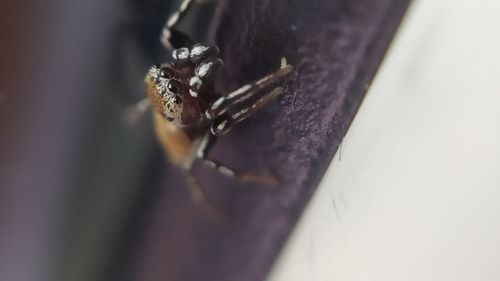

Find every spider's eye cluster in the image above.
[147,64,188,123]
[159,67,175,79]
[167,79,182,94]
[156,66,183,96]
[173,95,182,104]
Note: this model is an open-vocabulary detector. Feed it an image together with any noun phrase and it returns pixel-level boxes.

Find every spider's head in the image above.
[144,44,223,126]
[145,63,204,126]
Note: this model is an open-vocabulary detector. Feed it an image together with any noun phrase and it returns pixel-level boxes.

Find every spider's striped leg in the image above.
[161,0,196,50]
[195,133,279,186]
[205,60,292,120]
[202,158,279,186]
[124,98,151,126]
[185,171,226,223]
[211,87,284,136]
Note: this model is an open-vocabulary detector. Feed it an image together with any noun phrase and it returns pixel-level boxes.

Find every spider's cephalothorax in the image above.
[131,0,293,219]
[145,44,222,126]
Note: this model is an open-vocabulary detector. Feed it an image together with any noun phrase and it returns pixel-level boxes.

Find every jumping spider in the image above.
[130,0,293,216]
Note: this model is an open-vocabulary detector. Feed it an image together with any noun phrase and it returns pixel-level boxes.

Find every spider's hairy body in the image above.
[131,0,293,218]
[144,60,208,159]
[152,111,201,168]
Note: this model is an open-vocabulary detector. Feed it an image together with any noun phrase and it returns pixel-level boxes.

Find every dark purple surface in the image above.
[0,0,409,280]
[131,1,410,281]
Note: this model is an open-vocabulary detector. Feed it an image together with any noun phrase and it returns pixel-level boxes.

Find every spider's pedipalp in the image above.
[195,58,223,80]
[190,44,220,63]
[173,47,190,60]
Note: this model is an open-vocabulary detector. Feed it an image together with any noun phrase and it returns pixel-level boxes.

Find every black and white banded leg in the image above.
[202,158,278,186]
[211,86,284,136]
[161,0,196,50]
[205,59,293,120]
[196,133,279,186]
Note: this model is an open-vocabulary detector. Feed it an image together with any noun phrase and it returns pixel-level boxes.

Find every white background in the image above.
[269,0,500,280]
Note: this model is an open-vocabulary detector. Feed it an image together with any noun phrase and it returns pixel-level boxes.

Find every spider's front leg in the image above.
[161,0,220,50]
[161,0,196,50]
[191,60,293,184]
[211,86,284,135]
[205,59,293,120]
[207,58,293,135]
[195,133,279,186]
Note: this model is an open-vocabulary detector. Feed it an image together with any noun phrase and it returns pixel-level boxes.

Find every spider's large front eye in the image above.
[167,79,182,94]
[159,67,175,79]
[173,96,182,104]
